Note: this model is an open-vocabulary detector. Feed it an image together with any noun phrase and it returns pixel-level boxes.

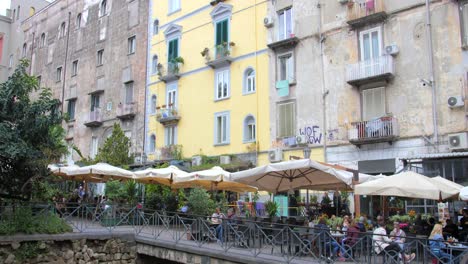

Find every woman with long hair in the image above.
[429,224,452,262]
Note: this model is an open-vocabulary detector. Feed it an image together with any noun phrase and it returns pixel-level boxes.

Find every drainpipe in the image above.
[425,0,438,145]
[317,2,328,163]
[60,12,71,113]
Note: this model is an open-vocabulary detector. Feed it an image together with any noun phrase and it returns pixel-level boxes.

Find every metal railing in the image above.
[157,62,182,77]
[86,108,102,124]
[117,103,136,117]
[2,203,467,264]
[156,106,179,122]
[346,54,394,83]
[348,116,399,142]
[348,0,385,21]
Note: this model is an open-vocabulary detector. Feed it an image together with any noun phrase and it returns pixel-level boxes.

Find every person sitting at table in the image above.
[357,216,367,232]
[443,219,459,240]
[339,219,360,261]
[429,224,452,262]
[373,216,415,263]
[315,218,340,260]
[458,209,468,241]
[342,216,350,232]
[390,221,406,250]
[211,207,226,243]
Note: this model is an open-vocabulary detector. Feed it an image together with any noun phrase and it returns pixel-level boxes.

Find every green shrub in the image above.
[0,207,72,235]
[15,242,47,261]
[187,188,215,216]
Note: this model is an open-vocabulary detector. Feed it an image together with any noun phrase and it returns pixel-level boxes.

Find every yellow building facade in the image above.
[146,0,271,163]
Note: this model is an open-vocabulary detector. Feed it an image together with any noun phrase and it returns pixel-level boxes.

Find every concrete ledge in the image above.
[0,231,135,244]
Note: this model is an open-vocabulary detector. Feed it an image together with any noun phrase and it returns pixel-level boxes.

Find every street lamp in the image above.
[303,146,311,159]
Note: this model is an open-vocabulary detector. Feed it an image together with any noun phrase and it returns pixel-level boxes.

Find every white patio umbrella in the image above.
[48,164,81,179]
[65,163,135,182]
[134,165,189,186]
[231,159,354,193]
[172,166,257,192]
[459,187,468,201]
[431,176,463,195]
[354,171,461,200]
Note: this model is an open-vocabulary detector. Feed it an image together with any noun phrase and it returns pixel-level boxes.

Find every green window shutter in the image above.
[222,20,228,43]
[216,20,229,45]
[168,39,178,61]
[216,22,222,45]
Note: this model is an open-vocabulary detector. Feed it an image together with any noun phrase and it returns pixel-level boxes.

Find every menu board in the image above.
[438,202,450,221]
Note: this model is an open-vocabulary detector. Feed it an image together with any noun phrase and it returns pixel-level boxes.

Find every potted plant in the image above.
[186,188,215,240]
[170,57,184,74]
[265,200,279,223]
[156,63,163,77]
[201,47,210,61]
[170,108,178,116]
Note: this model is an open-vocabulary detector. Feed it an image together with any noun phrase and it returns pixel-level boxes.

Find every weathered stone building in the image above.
[0,0,49,82]
[22,0,149,162]
[266,0,467,212]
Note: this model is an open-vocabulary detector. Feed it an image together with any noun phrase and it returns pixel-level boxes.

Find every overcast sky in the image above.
[0,0,11,16]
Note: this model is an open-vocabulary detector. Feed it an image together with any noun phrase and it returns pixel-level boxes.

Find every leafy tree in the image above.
[0,60,66,200]
[95,123,132,167]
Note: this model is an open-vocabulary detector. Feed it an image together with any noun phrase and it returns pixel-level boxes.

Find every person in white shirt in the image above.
[211,207,226,242]
[373,216,415,263]
[390,221,406,250]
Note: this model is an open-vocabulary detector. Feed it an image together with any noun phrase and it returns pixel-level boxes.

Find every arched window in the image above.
[153,19,159,35]
[243,115,256,142]
[151,95,157,114]
[149,134,156,153]
[29,7,35,16]
[151,55,158,74]
[59,22,66,37]
[99,0,107,17]
[243,68,256,94]
[22,43,27,57]
[40,33,46,47]
[76,13,82,29]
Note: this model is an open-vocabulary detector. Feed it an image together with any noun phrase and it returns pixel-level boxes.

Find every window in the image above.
[99,0,107,17]
[215,19,229,57]
[165,126,177,146]
[12,9,15,21]
[91,137,99,159]
[150,95,157,114]
[277,101,295,138]
[243,115,256,142]
[167,38,179,62]
[59,22,66,38]
[149,135,156,152]
[76,13,82,29]
[22,43,27,57]
[152,55,158,74]
[97,49,104,66]
[459,1,468,48]
[128,36,136,54]
[56,67,62,82]
[17,6,20,20]
[215,69,229,100]
[125,82,134,104]
[362,87,386,121]
[167,84,177,109]
[214,111,230,145]
[40,33,46,47]
[278,7,293,41]
[8,55,13,68]
[278,53,294,82]
[67,99,76,120]
[37,76,41,87]
[359,27,382,61]
[244,68,256,94]
[91,94,100,111]
[153,19,159,35]
[71,60,78,76]
[169,0,180,14]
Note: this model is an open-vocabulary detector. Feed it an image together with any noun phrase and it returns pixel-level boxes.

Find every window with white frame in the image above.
[67,99,76,120]
[244,68,256,94]
[215,69,229,100]
[149,134,156,152]
[90,137,99,159]
[56,67,62,82]
[243,115,256,142]
[99,0,107,17]
[214,111,230,145]
[128,36,136,54]
[150,95,157,114]
[278,7,293,41]
[278,53,294,82]
[167,84,177,109]
[71,60,78,76]
[153,19,159,35]
[459,1,468,48]
[359,27,382,62]
[169,0,180,14]
[165,126,176,146]
[277,101,295,138]
[40,33,46,47]
[22,43,27,57]
[361,87,386,121]
[152,55,158,74]
[97,49,104,66]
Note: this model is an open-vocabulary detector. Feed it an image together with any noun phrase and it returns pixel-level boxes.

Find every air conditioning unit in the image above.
[192,156,202,166]
[220,155,231,165]
[268,149,283,163]
[296,135,307,145]
[448,132,468,151]
[385,44,399,56]
[264,16,274,28]
[447,96,464,108]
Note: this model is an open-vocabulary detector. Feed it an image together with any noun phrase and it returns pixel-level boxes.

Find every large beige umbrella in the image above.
[172,166,257,192]
[134,165,189,186]
[48,164,81,179]
[65,163,135,182]
[354,171,461,200]
[431,176,463,198]
[231,159,354,193]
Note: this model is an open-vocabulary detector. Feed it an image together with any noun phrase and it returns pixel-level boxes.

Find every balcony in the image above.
[116,103,136,120]
[267,34,299,51]
[347,0,387,28]
[348,116,399,146]
[346,55,394,86]
[204,43,234,69]
[157,62,182,83]
[84,108,103,127]
[156,107,180,126]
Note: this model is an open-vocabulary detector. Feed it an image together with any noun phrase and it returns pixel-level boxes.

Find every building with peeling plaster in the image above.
[267,0,467,213]
[22,0,149,162]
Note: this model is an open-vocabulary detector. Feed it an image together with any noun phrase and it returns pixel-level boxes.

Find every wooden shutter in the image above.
[278,102,295,137]
[362,87,385,120]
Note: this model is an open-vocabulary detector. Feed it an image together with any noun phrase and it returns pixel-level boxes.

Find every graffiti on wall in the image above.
[298,125,323,144]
